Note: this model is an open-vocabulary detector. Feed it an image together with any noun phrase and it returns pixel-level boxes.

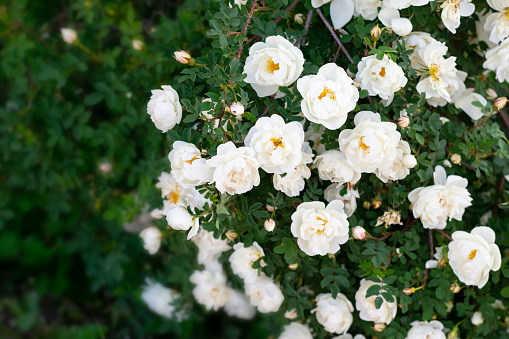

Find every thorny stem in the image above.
[230,0,259,60]
[296,10,314,48]
[470,108,496,132]
[372,217,417,241]
[274,0,302,24]
[315,9,354,63]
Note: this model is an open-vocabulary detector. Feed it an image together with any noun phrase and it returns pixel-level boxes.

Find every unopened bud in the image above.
[371,25,381,42]
[494,97,507,111]
[363,201,371,209]
[450,282,461,293]
[99,162,112,173]
[486,88,497,100]
[471,311,483,326]
[373,323,386,332]
[60,28,78,44]
[447,328,458,339]
[402,154,417,169]
[266,204,277,212]
[289,263,299,270]
[174,50,193,64]
[230,102,244,117]
[264,219,276,232]
[372,199,382,209]
[445,300,454,312]
[438,258,447,267]
[132,39,144,51]
[226,230,238,241]
[479,73,486,81]
[352,226,366,240]
[451,154,461,165]
[285,308,298,319]
[443,160,452,168]
[398,116,410,128]
[294,13,305,24]
[353,79,361,88]
[403,287,415,295]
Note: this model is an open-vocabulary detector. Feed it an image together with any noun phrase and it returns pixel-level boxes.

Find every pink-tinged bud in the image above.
[374,323,386,332]
[289,263,299,270]
[60,28,78,44]
[226,230,238,241]
[371,25,381,42]
[264,219,275,232]
[352,226,366,240]
[99,162,112,173]
[403,287,415,295]
[132,39,144,51]
[230,102,244,117]
[402,155,417,169]
[266,204,277,212]
[174,50,192,64]
[494,97,507,111]
[284,308,298,319]
[398,116,410,128]
[451,154,462,165]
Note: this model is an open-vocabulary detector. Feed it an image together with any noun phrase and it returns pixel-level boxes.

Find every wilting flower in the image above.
[139,227,162,255]
[245,275,284,313]
[441,0,475,34]
[60,28,77,44]
[405,320,447,339]
[315,150,362,185]
[189,265,228,311]
[448,226,501,288]
[243,35,304,97]
[408,165,472,229]
[141,278,187,321]
[355,279,397,324]
[313,292,354,334]
[484,38,509,83]
[297,63,359,130]
[376,210,403,228]
[291,200,350,256]
[279,322,313,339]
[147,85,182,132]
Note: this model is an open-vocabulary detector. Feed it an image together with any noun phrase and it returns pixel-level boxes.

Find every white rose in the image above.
[189,266,228,311]
[314,150,362,185]
[229,242,266,283]
[355,279,397,324]
[243,35,304,97]
[356,54,408,100]
[354,0,382,20]
[383,0,430,10]
[408,165,472,229]
[472,10,498,55]
[483,38,509,83]
[279,322,313,339]
[147,85,182,132]
[406,320,446,339]
[454,89,488,120]
[155,171,204,209]
[313,293,354,334]
[207,142,261,195]
[375,140,416,183]
[471,311,484,325]
[192,229,231,265]
[339,111,401,173]
[402,32,441,70]
[297,63,359,130]
[60,28,77,44]
[224,288,256,319]
[324,183,359,217]
[291,200,350,256]
[273,142,314,197]
[332,335,366,339]
[164,204,200,239]
[139,227,162,255]
[168,141,213,187]
[245,275,284,313]
[141,279,187,321]
[416,42,467,106]
[448,226,501,288]
[485,9,509,44]
[312,0,333,6]
[440,0,475,34]
[245,114,304,174]
[132,39,143,51]
[378,8,413,36]
[305,125,327,155]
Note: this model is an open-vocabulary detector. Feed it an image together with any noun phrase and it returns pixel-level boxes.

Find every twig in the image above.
[333,46,341,63]
[315,9,354,63]
[498,109,509,134]
[422,229,434,288]
[435,229,452,241]
[296,10,314,48]
[372,218,417,241]
[262,93,277,116]
[274,0,302,24]
[230,0,258,59]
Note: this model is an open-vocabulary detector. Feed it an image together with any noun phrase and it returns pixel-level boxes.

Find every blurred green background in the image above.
[0,0,222,337]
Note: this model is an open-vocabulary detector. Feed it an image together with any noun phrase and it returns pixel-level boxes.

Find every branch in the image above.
[296,10,314,48]
[422,229,434,288]
[315,9,354,63]
[229,0,258,60]
[435,229,452,241]
[498,109,509,134]
[274,0,302,24]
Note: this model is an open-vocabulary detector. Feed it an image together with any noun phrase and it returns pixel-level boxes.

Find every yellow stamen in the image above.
[318,87,336,100]
[359,137,369,151]
[379,66,386,78]
[468,250,477,260]
[271,137,284,148]
[430,63,440,81]
[168,191,180,204]
[185,156,199,164]
[266,58,280,74]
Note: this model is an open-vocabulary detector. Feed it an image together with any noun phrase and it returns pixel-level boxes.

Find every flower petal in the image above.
[330,0,354,29]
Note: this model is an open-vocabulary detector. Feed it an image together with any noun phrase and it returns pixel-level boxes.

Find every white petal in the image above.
[426,260,438,269]
[330,0,355,29]
[391,17,413,36]
[378,8,400,28]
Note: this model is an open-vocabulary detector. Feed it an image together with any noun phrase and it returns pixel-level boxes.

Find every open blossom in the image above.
[245,114,304,174]
[207,142,260,195]
[378,8,413,36]
[139,227,162,255]
[484,38,509,83]
[339,111,401,173]
[356,54,407,100]
[485,0,509,43]
[324,183,359,217]
[441,0,475,34]
[313,293,354,334]
[402,32,441,70]
[408,165,472,229]
[375,140,417,183]
[454,89,487,120]
[291,200,350,256]
[147,85,182,132]
[448,226,501,288]
[229,242,265,283]
[243,35,304,97]
[141,279,187,321]
[355,279,397,324]
[315,150,362,185]
[332,335,366,339]
[354,0,382,20]
[189,266,228,311]
[245,275,284,313]
[416,42,467,106]
[224,288,256,320]
[406,320,446,339]
[383,0,430,10]
[164,204,200,239]
[168,141,213,187]
[273,143,314,197]
[279,322,313,339]
[155,171,196,208]
[192,229,231,265]
[297,63,359,130]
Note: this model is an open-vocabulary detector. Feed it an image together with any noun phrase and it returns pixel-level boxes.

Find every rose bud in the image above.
[363,201,371,209]
[174,50,193,64]
[471,311,483,326]
[450,282,461,293]
[451,154,461,165]
[373,323,386,332]
[230,102,245,117]
[288,263,299,270]
[285,308,298,319]
[403,287,415,295]
[486,88,497,100]
[352,226,366,240]
[60,28,78,44]
[294,13,305,24]
[99,162,113,173]
[132,39,144,51]
[402,154,417,169]
[371,25,381,42]
[494,97,507,111]
[226,230,238,241]
[398,116,410,128]
[264,219,276,232]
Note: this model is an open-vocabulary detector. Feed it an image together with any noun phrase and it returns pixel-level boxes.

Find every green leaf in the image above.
[501,286,509,298]
[84,93,103,106]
